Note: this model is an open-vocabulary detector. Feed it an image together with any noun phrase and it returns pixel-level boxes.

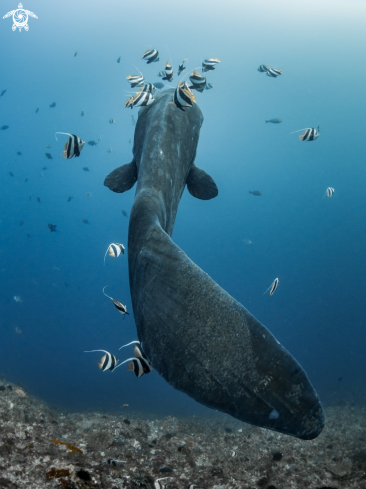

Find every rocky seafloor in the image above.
[1,380,366,489]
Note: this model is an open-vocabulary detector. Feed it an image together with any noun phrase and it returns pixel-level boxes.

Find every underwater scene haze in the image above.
[1,0,366,478]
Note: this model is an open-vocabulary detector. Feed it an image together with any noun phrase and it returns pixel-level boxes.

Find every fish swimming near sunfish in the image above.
[117,56,121,63]
[45,153,53,159]
[177,58,188,76]
[173,81,196,110]
[35,108,39,113]
[162,61,174,82]
[122,210,128,217]
[266,119,282,123]
[127,74,145,88]
[81,111,85,116]
[67,196,73,202]
[102,286,129,318]
[292,127,320,141]
[249,190,261,196]
[55,133,85,158]
[83,167,89,171]
[48,223,57,232]
[124,91,154,109]
[84,350,119,372]
[74,51,77,57]
[104,89,325,440]
[50,102,56,108]
[87,141,97,146]
[0,89,6,97]
[1,125,9,130]
[116,341,152,376]
[263,278,279,296]
[258,64,270,72]
[189,70,207,93]
[9,172,14,177]
[82,219,89,224]
[202,58,220,72]
[142,48,159,63]
[104,242,125,264]
[17,151,22,155]
[325,187,335,197]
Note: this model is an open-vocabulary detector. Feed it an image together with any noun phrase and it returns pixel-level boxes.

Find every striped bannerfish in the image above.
[173,81,196,110]
[157,70,165,77]
[102,286,129,318]
[258,64,270,72]
[266,67,283,77]
[326,187,335,197]
[124,91,154,109]
[177,58,188,75]
[138,83,157,94]
[189,70,207,93]
[126,74,145,88]
[142,48,159,64]
[84,350,119,372]
[153,478,173,489]
[55,132,85,159]
[162,61,174,81]
[263,278,279,296]
[104,242,125,264]
[299,128,319,141]
[117,340,153,377]
[202,58,220,72]
[205,82,214,90]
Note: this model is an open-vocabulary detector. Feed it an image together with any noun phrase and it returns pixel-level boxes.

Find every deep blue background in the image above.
[0,0,365,417]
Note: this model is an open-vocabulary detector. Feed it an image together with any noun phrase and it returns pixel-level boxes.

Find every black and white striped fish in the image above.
[138,83,157,94]
[325,187,335,197]
[104,243,125,264]
[117,340,153,377]
[202,58,220,72]
[157,70,165,77]
[126,74,145,88]
[295,127,319,141]
[124,91,154,109]
[55,132,85,159]
[154,478,173,489]
[189,70,207,93]
[162,61,174,81]
[263,278,279,296]
[84,349,119,372]
[266,67,282,77]
[173,81,196,110]
[177,58,188,75]
[102,286,129,317]
[142,48,159,64]
[258,64,270,72]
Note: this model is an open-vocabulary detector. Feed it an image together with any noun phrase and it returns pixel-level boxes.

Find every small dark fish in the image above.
[9,172,14,177]
[82,167,89,171]
[37,197,41,203]
[19,221,24,226]
[122,210,128,217]
[42,167,48,170]
[17,151,22,155]
[266,119,282,124]
[104,243,125,264]
[48,223,57,232]
[67,196,73,202]
[27,233,31,238]
[82,219,89,224]
[109,118,116,124]
[177,58,188,76]
[24,178,28,182]
[84,350,119,372]
[263,278,279,296]
[0,90,6,97]
[81,111,85,116]
[153,82,164,89]
[50,102,56,108]
[45,153,53,160]
[35,108,39,113]
[142,48,159,64]
[74,51,77,57]
[107,459,125,466]
[338,377,343,382]
[56,133,85,159]
[1,125,9,130]
[102,286,129,317]
[117,56,121,63]
[87,141,97,146]
[249,190,261,196]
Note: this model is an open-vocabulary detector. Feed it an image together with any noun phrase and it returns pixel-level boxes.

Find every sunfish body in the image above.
[104,89,324,440]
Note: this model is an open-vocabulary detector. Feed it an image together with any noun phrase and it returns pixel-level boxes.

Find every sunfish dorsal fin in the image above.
[104,159,138,193]
[186,164,218,200]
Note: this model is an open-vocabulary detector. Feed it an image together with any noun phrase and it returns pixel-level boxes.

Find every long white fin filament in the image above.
[290,128,308,134]
[102,285,113,301]
[55,132,73,141]
[113,357,135,370]
[119,340,140,351]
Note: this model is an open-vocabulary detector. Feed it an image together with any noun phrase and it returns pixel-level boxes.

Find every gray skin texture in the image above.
[104,89,325,440]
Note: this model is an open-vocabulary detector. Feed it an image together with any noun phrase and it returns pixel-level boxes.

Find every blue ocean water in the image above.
[1,0,365,418]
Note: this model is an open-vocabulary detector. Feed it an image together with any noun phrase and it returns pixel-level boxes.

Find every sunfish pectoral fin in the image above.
[186,165,218,200]
[104,160,138,193]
